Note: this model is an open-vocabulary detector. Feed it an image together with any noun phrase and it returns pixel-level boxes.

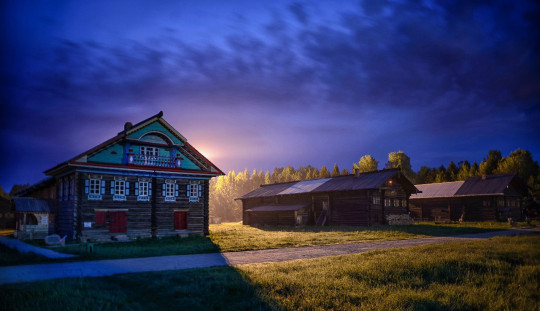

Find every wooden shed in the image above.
[12,197,56,239]
[238,168,419,227]
[409,174,527,222]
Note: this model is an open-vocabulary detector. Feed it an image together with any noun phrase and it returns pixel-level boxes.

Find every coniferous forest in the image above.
[209,149,540,222]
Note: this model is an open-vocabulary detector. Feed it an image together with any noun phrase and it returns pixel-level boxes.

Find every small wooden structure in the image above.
[12,197,56,239]
[409,174,527,222]
[238,168,419,227]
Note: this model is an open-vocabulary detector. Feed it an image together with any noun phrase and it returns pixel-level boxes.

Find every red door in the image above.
[174,212,187,230]
[109,211,127,233]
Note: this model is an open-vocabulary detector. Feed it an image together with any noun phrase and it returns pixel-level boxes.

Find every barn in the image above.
[238,168,419,226]
[409,174,527,222]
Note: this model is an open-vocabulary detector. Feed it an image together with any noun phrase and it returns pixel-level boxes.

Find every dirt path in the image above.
[1,228,538,285]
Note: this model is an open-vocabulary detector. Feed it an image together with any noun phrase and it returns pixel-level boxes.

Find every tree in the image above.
[470,161,480,176]
[434,166,447,183]
[495,149,539,183]
[331,164,340,177]
[319,166,331,178]
[415,166,431,184]
[341,168,349,175]
[385,151,414,180]
[354,155,379,173]
[447,161,458,181]
[0,186,9,199]
[479,150,502,175]
[264,171,272,184]
[457,160,471,181]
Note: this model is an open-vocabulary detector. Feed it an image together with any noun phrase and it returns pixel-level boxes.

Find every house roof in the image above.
[238,168,418,200]
[454,174,526,196]
[246,204,309,212]
[12,198,55,213]
[14,177,55,197]
[410,181,465,199]
[44,111,224,176]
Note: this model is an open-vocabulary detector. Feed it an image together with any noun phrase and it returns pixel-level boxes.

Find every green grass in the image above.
[0,244,53,266]
[2,235,538,311]
[0,221,534,264]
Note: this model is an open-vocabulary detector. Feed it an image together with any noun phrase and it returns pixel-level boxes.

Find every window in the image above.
[174,211,187,230]
[394,199,400,207]
[402,199,407,207]
[69,178,74,199]
[63,179,68,201]
[384,199,391,207]
[89,179,100,195]
[372,195,380,205]
[497,198,505,207]
[58,181,63,201]
[140,146,158,157]
[87,178,103,200]
[163,182,178,202]
[111,180,128,201]
[188,182,201,202]
[136,181,151,201]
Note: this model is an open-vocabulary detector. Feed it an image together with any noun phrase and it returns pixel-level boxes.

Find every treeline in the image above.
[209,149,540,222]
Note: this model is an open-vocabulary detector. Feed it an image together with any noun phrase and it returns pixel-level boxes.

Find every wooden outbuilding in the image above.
[12,197,56,239]
[16,112,223,241]
[238,168,419,226]
[409,174,527,222]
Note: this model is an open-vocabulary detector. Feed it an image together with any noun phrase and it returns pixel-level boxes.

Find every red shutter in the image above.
[95,211,106,225]
[109,211,127,233]
[174,212,187,230]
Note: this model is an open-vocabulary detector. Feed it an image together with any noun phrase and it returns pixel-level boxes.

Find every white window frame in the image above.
[140,146,158,157]
[165,182,176,201]
[89,179,101,195]
[372,195,380,205]
[384,199,391,207]
[139,181,149,196]
[115,180,126,196]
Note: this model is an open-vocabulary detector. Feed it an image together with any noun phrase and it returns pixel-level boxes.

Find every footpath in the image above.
[1,228,538,285]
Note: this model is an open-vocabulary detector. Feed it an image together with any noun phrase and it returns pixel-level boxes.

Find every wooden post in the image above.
[151,176,157,238]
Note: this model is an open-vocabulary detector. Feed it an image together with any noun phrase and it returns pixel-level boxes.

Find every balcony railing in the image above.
[129,154,181,168]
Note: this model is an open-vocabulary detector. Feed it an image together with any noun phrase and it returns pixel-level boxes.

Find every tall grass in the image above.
[1,235,538,311]
[240,235,540,310]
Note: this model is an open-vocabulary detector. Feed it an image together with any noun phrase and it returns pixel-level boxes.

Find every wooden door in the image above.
[174,211,187,230]
[109,211,127,233]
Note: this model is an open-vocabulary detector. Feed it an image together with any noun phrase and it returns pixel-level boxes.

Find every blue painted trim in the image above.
[74,168,212,180]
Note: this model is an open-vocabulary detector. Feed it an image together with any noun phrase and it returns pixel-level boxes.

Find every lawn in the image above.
[0,221,532,264]
[1,235,538,311]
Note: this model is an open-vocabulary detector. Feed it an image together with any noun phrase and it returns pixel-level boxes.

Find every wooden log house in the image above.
[16,111,223,241]
[238,168,419,226]
[409,174,527,222]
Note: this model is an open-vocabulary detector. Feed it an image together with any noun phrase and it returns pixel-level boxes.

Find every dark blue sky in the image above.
[1,0,539,191]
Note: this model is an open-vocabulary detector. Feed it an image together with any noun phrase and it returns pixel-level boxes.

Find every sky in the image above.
[1,0,539,191]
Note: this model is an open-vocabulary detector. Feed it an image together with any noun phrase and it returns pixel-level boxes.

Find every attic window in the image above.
[140,134,168,144]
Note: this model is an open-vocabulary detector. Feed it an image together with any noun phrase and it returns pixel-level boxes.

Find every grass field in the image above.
[0,221,531,264]
[1,235,538,311]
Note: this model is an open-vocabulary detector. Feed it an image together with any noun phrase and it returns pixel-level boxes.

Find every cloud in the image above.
[1,0,539,189]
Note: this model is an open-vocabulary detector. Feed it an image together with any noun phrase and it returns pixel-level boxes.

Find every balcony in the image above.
[128,153,183,168]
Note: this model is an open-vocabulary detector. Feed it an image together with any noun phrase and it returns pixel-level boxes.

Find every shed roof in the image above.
[238,168,417,200]
[12,198,55,213]
[246,204,309,212]
[410,181,464,199]
[455,174,525,196]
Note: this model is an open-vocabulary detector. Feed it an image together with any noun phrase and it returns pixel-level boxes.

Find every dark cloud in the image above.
[1,0,539,189]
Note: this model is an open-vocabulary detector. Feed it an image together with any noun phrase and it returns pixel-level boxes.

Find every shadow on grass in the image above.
[1,238,275,311]
[252,223,508,237]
